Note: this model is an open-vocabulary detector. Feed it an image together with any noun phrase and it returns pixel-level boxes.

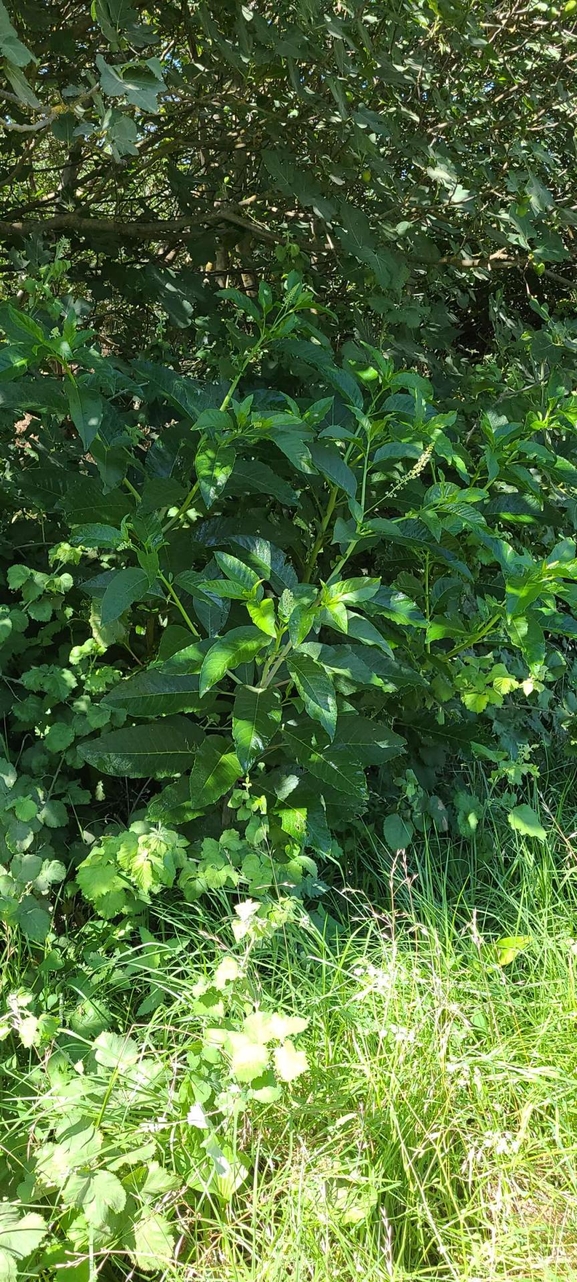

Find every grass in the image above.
[3,800,577,1282]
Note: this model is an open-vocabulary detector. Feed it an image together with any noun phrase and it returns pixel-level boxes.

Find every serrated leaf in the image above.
[508,805,547,842]
[232,685,281,770]
[93,1030,140,1072]
[227,1032,270,1082]
[199,626,270,696]
[79,716,201,777]
[100,568,149,625]
[0,1206,46,1282]
[274,1040,308,1082]
[287,653,337,739]
[189,735,242,807]
[195,441,235,508]
[15,896,50,942]
[130,1213,175,1273]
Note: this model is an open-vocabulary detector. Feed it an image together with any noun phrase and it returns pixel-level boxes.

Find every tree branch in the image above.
[0,209,282,245]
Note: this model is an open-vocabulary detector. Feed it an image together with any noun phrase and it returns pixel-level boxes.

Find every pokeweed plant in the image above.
[1,271,577,942]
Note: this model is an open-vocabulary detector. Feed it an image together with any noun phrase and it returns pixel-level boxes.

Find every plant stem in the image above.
[303,485,338,583]
[159,572,200,637]
[446,614,500,658]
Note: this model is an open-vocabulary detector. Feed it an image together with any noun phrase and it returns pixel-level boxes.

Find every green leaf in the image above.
[284,723,367,804]
[0,1206,46,1282]
[69,1169,126,1227]
[274,1040,308,1083]
[100,568,149,625]
[130,1214,175,1273]
[0,1,35,65]
[383,813,414,849]
[508,805,547,842]
[93,1030,140,1072]
[66,382,103,451]
[195,441,235,508]
[309,441,357,498]
[188,734,242,807]
[104,666,202,717]
[79,716,202,777]
[232,685,281,770]
[494,935,532,966]
[96,54,165,113]
[15,896,50,942]
[229,458,299,506]
[71,523,125,550]
[228,1032,270,1082]
[214,551,261,592]
[287,653,337,739]
[246,597,277,637]
[199,626,270,696]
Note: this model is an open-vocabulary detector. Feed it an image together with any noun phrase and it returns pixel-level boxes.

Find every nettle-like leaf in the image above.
[287,653,337,740]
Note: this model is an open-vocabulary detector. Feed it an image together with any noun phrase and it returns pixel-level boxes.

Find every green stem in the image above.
[159,572,200,638]
[162,479,199,533]
[446,614,500,659]
[260,639,292,689]
[303,486,339,583]
[123,477,141,503]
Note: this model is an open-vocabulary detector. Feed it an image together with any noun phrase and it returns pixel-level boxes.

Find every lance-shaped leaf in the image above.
[189,734,242,807]
[287,653,337,739]
[233,685,281,770]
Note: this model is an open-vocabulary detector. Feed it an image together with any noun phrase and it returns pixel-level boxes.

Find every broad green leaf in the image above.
[199,626,270,696]
[66,1169,126,1227]
[227,1032,270,1082]
[0,1205,46,1282]
[247,597,277,637]
[274,1040,309,1082]
[189,734,242,807]
[100,567,149,625]
[494,934,532,966]
[383,813,414,849]
[66,382,103,451]
[287,653,337,739]
[104,667,203,717]
[326,577,380,604]
[309,441,357,498]
[93,1030,140,1072]
[508,805,547,842]
[130,1213,175,1273]
[71,523,125,550]
[195,441,235,508]
[214,551,261,592]
[79,716,202,777]
[96,54,165,113]
[0,1,35,65]
[284,723,367,804]
[232,685,281,770]
[229,458,299,506]
[15,896,50,942]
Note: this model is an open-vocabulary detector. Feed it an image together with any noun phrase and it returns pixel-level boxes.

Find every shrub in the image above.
[1,273,577,940]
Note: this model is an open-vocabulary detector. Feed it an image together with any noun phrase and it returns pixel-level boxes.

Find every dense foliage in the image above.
[1,1,577,1279]
[0,0,576,361]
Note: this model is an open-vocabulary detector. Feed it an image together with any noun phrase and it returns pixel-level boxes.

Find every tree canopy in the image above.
[1,0,576,362]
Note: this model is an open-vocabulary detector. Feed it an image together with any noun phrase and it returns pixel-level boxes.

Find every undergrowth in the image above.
[2,790,577,1282]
